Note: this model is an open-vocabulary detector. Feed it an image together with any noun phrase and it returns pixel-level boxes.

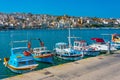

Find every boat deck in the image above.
[3,51,120,80]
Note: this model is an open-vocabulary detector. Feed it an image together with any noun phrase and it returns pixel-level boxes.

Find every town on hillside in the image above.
[0,12,120,30]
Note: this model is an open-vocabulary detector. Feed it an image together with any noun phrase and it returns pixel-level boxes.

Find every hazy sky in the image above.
[0,0,120,18]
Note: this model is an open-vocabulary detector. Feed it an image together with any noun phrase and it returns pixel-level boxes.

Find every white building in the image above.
[103,20,108,24]
[117,19,120,24]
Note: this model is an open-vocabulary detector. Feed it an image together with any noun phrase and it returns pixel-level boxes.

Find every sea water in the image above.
[0,28,120,79]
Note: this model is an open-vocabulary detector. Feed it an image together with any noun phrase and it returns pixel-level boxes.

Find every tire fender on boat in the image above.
[3,62,7,67]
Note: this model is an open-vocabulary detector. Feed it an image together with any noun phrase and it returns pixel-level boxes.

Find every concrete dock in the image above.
[3,52,120,80]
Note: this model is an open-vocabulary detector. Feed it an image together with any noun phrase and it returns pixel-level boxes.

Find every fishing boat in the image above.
[111,34,120,49]
[28,38,54,63]
[3,40,38,73]
[112,34,120,43]
[73,40,100,56]
[54,28,84,60]
[90,38,117,52]
[55,42,83,60]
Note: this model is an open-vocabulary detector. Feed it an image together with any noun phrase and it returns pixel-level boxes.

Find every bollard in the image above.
[107,41,111,54]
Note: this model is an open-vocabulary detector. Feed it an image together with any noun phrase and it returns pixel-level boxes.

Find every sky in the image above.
[0,0,120,18]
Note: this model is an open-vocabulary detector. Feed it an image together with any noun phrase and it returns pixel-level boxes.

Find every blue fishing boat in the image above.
[3,40,38,73]
[73,40,100,56]
[29,38,54,63]
[54,28,84,60]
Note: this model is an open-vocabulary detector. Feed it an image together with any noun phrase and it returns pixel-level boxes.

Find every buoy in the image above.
[24,51,31,56]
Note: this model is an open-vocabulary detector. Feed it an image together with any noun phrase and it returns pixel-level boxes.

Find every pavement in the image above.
[3,52,120,80]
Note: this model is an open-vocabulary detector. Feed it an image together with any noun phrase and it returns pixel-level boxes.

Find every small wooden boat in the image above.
[4,57,38,73]
[3,40,38,73]
[29,38,54,63]
[32,47,54,63]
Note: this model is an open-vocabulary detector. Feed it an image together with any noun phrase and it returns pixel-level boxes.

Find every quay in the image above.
[3,51,120,80]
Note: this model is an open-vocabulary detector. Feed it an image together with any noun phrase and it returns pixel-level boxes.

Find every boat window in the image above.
[75,43,79,46]
[80,43,82,47]
[62,45,67,49]
[65,53,68,54]
[28,60,34,65]
[41,52,45,54]
[83,43,87,46]
[41,47,46,50]
[70,53,73,55]
[35,48,40,51]
[18,61,26,66]
[47,51,51,54]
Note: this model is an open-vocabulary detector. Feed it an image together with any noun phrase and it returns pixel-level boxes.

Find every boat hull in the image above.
[83,51,100,56]
[32,54,54,63]
[34,57,53,63]
[4,58,38,73]
[55,54,83,61]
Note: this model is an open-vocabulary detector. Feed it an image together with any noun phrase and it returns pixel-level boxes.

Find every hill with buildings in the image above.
[0,12,120,30]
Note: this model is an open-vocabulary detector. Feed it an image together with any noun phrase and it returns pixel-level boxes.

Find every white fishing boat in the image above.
[90,38,117,52]
[54,28,84,60]
[74,40,100,56]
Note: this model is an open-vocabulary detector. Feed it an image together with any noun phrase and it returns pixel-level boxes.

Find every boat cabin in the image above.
[55,42,68,49]
[33,47,52,55]
[33,47,47,52]
[74,40,87,50]
[8,47,36,67]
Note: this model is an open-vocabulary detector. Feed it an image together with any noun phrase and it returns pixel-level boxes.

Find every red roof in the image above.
[91,38,105,43]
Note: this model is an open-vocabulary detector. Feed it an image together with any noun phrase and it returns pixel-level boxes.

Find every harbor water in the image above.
[0,28,120,79]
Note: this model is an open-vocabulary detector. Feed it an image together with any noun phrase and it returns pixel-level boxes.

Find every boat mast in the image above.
[68,28,71,48]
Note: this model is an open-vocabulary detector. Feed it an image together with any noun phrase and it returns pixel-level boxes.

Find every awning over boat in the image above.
[91,38,105,43]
